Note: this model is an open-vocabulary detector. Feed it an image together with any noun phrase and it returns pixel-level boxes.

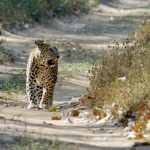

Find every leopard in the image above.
[26,40,60,110]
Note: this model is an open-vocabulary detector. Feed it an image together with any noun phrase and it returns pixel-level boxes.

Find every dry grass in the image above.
[88,20,150,118]
[86,21,150,140]
[0,73,26,93]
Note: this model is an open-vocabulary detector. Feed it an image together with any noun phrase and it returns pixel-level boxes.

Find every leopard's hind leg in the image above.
[39,84,55,109]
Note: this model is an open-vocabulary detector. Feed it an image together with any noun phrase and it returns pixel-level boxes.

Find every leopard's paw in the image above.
[38,102,48,109]
[27,102,36,109]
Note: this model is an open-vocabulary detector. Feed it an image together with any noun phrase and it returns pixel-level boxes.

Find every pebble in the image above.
[118,76,126,81]
[127,131,136,139]
[24,23,29,29]
[123,126,131,131]
[107,130,113,134]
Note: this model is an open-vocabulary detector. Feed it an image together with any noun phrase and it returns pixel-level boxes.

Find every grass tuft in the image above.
[59,62,92,76]
[0,73,26,93]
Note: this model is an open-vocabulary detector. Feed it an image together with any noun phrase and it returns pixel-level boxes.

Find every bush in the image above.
[87,21,150,140]
[0,73,26,92]
[0,0,48,24]
[88,21,150,115]
[0,0,98,28]
[49,0,88,16]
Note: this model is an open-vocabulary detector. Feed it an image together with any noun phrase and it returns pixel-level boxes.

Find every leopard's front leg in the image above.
[39,83,55,109]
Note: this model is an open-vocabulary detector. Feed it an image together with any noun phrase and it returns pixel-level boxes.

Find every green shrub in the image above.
[0,0,48,23]
[0,0,99,28]
[0,73,26,93]
[49,0,87,15]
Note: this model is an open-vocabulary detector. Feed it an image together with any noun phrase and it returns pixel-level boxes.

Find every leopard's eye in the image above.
[51,46,57,51]
[53,46,57,49]
[47,60,55,65]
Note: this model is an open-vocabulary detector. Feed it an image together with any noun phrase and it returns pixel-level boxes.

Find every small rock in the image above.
[64,118,73,124]
[72,47,77,51]
[24,23,29,29]
[118,76,126,81]
[127,131,136,139]
[124,126,131,131]
[107,130,113,134]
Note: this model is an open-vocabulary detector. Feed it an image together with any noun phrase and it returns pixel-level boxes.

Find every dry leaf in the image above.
[135,134,144,139]
[136,101,149,113]
[70,110,80,117]
[92,108,102,116]
[132,122,145,132]
[52,116,61,120]
[92,108,107,119]
[127,131,136,139]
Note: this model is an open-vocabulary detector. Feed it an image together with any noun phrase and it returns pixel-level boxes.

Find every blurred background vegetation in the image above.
[0,0,99,29]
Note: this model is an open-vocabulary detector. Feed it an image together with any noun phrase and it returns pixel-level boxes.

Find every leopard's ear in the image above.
[35,40,45,46]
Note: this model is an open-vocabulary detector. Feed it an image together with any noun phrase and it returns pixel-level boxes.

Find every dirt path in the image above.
[0,0,150,149]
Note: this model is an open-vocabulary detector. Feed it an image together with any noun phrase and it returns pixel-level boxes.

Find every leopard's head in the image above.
[35,40,60,67]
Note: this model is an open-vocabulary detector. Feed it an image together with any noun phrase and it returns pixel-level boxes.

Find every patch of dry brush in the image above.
[87,20,150,140]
